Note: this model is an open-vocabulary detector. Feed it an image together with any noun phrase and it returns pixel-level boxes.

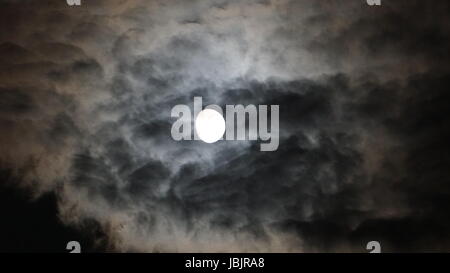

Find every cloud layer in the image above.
[0,0,449,252]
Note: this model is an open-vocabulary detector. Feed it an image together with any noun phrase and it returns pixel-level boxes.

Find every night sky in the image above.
[0,0,449,252]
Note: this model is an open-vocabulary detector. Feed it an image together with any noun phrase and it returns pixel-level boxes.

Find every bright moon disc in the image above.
[195,109,226,143]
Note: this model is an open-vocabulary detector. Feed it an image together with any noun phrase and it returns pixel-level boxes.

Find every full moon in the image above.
[195,109,226,143]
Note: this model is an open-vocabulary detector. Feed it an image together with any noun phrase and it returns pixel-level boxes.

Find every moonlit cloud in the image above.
[0,0,449,252]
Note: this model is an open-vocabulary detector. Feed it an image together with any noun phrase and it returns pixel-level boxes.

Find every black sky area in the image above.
[0,167,107,252]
